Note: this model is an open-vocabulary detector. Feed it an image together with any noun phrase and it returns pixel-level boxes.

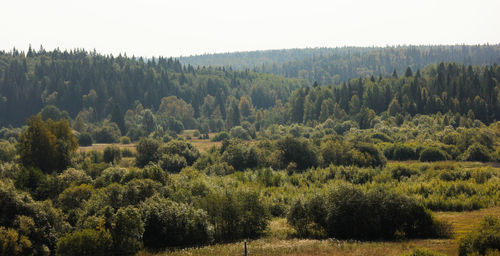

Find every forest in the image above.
[1,46,500,256]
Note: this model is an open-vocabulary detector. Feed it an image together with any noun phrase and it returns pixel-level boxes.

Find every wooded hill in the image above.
[180,45,500,84]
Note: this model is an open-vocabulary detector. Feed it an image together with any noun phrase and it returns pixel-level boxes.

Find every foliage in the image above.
[19,115,78,173]
[419,148,449,162]
[141,196,213,248]
[56,228,112,256]
[459,216,500,256]
[77,132,92,147]
[103,145,122,163]
[160,154,187,173]
[136,138,160,167]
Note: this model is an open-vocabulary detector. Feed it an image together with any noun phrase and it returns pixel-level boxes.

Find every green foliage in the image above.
[419,148,449,162]
[0,226,33,256]
[221,139,258,171]
[459,216,500,256]
[211,131,230,142]
[0,140,16,162]
[103,145,122,163]
[92,124,121,143]
[461,143,491,162]
[111,206,144,255]
[292,185,450,240]
[141,196,213,248]
[135,138,160,167]
[19,115,78,173]
[120,136,131,144]
[77,132,92,147]
[277,136,318,170]
[229,126,251,140]
[56,228,112,256]
[401,249,446,256]
[160,140,200,165]
[160,153,187,173]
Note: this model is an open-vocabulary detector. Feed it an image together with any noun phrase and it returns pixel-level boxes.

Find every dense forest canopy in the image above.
[0,47,306,127]
[180,45,500,84]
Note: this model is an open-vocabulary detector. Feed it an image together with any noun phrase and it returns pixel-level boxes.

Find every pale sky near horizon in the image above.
[1,0,499,57]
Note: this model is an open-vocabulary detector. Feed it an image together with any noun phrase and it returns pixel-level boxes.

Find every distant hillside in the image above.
[179,45,500,84]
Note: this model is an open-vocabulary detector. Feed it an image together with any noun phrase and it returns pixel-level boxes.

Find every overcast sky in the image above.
[1,0,499,57]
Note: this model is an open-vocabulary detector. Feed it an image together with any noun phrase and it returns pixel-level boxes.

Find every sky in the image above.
[1,0,499,57]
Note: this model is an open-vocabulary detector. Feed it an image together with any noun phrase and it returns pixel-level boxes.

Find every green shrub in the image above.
[0,140,16,162]
[56,228,112,256]
[401,248,446,256]
[120,136,131,144]
[323,185,446,240]
[135,138,160,167]
[277,136,318,170]
[103,145,122,163]
[121,148,135,157]
[461,143,491,162]
[141,196,213,249]
[211,131,230,142]
[230,126,251,140]
[419,148,449,162]
[160,154,187,173]
[160,140,200,165]
[459,216,500,256]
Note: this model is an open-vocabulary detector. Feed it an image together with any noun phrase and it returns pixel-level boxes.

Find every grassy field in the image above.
[78,130,221,153]
[137,207,500,256]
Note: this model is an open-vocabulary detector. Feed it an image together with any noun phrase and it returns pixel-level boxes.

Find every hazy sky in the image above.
[2,0,499,57]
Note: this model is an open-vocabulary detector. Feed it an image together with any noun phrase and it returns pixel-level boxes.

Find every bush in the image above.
[419,148,449,162]
[78,132,93,146]
[461,143,491,162]
[289,185,448,240]
[160,140,199,165]
[121,148,135,157]
[93,125,121,143]
[221,140,259,171]
[135,138,160,167]
[401,249,446,256]
[120,136,131,144]
[56,228,112,256]
[103,145,122,163]
[0,140,16,162]
[277,137,318,170]
[230,126,251,140]
[459,216,500,256]
[211,131,230,142]
[160,154,187,173]
[141,196,213,248]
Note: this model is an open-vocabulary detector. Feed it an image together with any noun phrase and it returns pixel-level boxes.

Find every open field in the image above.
[138,206,500,256]
[78,130,221,153]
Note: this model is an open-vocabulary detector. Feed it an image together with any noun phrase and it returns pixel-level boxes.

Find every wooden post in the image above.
[244,240,247,256]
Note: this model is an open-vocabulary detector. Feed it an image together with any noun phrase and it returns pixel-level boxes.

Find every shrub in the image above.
[459,216,500,256]
[402,249,446,256]
[135,138,160,167]
[160,140,199,165]
[210,132,231,141]
[78,132,93,146]
[93,125,121,143]
[461,143,491,162]
[121,148,135,157]
[120,136,131,144]
[419,148,449,162]
[0,140,16,162]
[56,228,112,256]
[277,136,318,170]
[221,140,259,171]
[141,196,213,248]
[160,154,187,173]
[230,126,251,140]
[290,185,448,240]
[103,145,122,163]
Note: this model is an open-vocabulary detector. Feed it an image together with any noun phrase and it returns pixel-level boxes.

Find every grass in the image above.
[137,207,500,256]
[78,130,221,153]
